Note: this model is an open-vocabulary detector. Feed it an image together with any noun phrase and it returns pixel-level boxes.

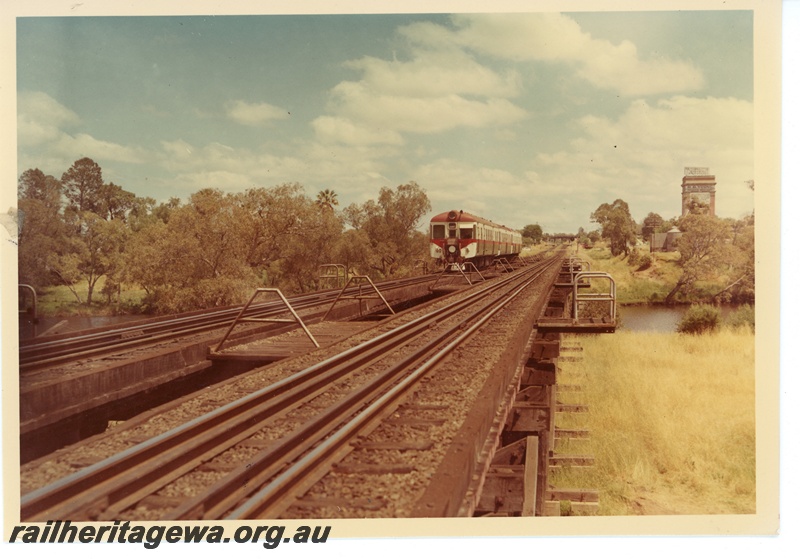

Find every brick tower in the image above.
[681,167,716,216]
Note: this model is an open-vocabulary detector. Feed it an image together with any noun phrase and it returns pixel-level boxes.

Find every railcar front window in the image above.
[432,225,446,239]
[460,227,474,240]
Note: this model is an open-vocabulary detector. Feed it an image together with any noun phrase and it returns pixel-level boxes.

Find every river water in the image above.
[619,305,739,332]
[20,314,151,340]
[618,306,686,332]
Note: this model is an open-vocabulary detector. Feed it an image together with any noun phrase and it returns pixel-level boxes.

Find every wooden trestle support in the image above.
[475,257,614,516]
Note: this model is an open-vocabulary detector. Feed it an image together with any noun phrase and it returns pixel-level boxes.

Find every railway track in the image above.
[18,275,434,372]
[21,255,559,521]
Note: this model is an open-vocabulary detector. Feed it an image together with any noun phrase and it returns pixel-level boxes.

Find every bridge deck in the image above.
[208,321,375,363]
[536,317,616,334]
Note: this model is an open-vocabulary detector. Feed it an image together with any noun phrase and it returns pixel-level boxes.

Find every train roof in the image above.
[430,210,518,233]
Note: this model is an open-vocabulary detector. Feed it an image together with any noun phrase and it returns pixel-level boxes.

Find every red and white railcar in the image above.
[429,210,522,268]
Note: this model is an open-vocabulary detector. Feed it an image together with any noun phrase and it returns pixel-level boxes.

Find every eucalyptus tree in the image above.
[17,169,66,289]
[522,223,543,245]
[641,212,664,240]
[664,214,734,304]
[590,199,637,256]
[125,189,248,312]
[342,182,431,277]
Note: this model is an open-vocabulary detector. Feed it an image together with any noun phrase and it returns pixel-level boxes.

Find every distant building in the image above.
[681,167,716,216]
[650,226,682,253]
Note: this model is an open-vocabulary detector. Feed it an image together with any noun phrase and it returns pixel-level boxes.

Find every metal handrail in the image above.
[19,284,38,338]
[429,261,487,290]
[214,288,319,352]
[493,258,514,273]
[572,271,616,321]
[318,264,348,289]
[321,275,395,321]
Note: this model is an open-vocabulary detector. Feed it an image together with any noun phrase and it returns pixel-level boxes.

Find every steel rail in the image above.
[20,259,554,521]
[221,263,553,519]
[18,275,433,371]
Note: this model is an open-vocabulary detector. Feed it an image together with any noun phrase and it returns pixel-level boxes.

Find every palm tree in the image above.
[315,189,339,212]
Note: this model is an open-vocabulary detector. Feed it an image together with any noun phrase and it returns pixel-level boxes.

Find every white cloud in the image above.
[56,133,144,164]
[447,13,592,62]
[531,95,754,222]
[154,136,394,198]
[343,50,522,99]
[18,91,80,147]
[225,100,289,126]
[18,90,145,165]
[326,80,527,135]
[413,158,539,228]
[440,13,705,96]
[402,94,754,233]
[311,116,405,146]
[312,20,530,147]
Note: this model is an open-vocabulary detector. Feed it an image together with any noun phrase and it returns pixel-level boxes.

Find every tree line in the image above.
[589,197,754,304]
[17,157,431,314]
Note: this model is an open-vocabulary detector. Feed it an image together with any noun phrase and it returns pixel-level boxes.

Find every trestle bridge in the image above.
[18,251,616,520]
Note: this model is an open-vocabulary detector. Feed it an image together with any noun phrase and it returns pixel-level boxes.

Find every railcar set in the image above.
[429,209,523,269]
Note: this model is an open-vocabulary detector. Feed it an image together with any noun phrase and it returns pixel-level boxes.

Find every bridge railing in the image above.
[215,288,319,352]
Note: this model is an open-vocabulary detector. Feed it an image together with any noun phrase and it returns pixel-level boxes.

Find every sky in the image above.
[13,6,756,234]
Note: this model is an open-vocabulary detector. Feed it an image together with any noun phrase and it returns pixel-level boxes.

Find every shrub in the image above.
[677,304,721,334]
[635,253,652,271]
[627,248,653,271]
[725,304,755,332]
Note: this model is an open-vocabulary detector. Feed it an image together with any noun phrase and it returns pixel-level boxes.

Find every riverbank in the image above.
[573,242,749,306]
[552,328,756,515]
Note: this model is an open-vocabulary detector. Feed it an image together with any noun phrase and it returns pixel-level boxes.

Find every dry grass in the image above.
[552,328,755,515]
[36,278,147,316]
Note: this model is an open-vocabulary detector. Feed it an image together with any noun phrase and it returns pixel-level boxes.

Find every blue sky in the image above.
[13,6,756,233]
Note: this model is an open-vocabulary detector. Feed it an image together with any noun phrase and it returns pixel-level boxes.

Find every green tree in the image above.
[279,203,344,291]
[522,223,543,244]
[61,157,104,214]
[74,212,129,306]
[235,184,309,271]
[664,214,734,304]
[641,212,664,239]
[18,168,62,208]
[713,217,754,303]
[591,199,637,256]
[96,182,137,221]
[125,189,256,312]
[343,182,431,277]
[17,169,67,289]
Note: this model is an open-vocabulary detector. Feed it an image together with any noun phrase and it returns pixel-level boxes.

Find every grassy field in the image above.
[552,328,755,515]
[34,278,147,316]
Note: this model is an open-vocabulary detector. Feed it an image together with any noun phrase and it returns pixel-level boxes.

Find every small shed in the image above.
[650,226,682,252]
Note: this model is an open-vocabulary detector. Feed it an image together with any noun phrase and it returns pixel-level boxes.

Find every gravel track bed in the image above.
[126,296,512,520]
[21,279,497,490]
[20,266,552,520]
[284,277,550,518]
